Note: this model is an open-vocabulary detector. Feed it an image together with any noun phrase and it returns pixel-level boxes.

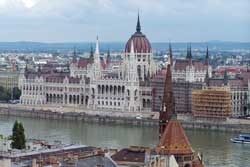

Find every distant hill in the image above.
[0,41,249,53]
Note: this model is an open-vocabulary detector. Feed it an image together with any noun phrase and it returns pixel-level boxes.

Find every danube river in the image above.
[0,116,249,167]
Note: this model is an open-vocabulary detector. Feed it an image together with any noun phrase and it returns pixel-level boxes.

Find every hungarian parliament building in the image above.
[19,15,212,112]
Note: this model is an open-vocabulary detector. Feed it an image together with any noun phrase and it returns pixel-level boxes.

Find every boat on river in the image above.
[231,134,250,144]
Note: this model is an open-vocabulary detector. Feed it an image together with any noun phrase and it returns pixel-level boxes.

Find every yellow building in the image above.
[192,88,232,119]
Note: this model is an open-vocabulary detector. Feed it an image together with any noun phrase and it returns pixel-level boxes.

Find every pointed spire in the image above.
[106,49,111,64]
[159,62,174,138]
[205,46,209,65]
[72,47,77,63]
[186,45,189,59]
[136,12,141,33]
[169,43,173,66]
[95,36,100,55]
[89,45,94,62]
[189,45,192,59]
[223,70,229,86]
[205,69,210,86]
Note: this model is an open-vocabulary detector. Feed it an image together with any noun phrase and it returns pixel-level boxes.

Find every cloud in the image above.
[0,0,249,42]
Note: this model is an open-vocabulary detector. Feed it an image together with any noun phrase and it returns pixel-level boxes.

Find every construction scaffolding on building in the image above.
[192,87,232,120]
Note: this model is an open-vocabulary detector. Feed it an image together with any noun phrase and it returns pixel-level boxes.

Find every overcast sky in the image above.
[0,0,249,42]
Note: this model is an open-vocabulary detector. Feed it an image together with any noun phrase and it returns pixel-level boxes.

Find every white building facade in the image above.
[19,15,159,112]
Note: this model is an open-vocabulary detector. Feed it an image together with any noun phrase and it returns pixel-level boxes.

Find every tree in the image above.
[12,87,21,100]
[11,121,26,149]
[0,86,11,101]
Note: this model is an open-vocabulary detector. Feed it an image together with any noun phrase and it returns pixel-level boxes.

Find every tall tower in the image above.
[125,13,153,82]
[159,62,174,138]
[128,40,138,82]
[127,40,140,112]
[93,36,101,79]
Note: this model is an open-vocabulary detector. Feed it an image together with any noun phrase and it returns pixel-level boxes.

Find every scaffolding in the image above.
[192,88,232,119]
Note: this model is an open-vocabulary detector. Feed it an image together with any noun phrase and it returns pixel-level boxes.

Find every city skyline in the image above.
[0,0,249,42]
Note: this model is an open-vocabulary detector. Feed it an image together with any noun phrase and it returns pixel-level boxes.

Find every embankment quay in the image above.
[0,104,250,132]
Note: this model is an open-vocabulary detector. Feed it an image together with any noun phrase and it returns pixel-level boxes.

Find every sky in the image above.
[0,0,249,42]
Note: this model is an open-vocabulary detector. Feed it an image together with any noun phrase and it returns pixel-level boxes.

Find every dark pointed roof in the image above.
[159,63,174,138]
[72,47,77,64]
[106,49,111,65]
[186,45,192,60]
[89,45,94,63]
[157,64,193,155]
[205,46,209,65]
[136,12,141,33]
[205,69,209,86]
[156,119,194,155]
[169,43,173,66]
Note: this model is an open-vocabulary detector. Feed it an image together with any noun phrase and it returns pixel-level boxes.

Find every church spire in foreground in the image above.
[159,61,174,138]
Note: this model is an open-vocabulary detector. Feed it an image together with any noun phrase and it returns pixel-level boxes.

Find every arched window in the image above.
[137,65,141,79]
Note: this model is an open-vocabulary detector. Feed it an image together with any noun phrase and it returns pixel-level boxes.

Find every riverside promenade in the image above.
[0,104,250,132]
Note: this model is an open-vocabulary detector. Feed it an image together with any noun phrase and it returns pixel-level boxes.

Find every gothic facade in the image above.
[19,15,159,112]
[172,47,212,83]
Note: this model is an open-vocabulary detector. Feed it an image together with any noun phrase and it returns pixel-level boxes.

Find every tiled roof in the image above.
[111,148,146,164]
[174,59,189,71]
[156,119,194,155]
[125,32,151,53]
[174,59,207,71]
[78,58,91,68]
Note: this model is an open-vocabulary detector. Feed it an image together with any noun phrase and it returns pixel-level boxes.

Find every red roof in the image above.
[174,60,189,71]
[174,60,207,71]
[193,61,207,71]
[78,58,91,68]
[156,119,194,155]
[125,32,151,53]
[216,68,248,75]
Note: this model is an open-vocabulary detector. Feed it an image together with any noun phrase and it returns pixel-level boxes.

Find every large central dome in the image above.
[125,14,151,53]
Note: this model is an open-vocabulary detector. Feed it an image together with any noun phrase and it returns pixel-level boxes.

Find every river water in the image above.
[0,116,249,167]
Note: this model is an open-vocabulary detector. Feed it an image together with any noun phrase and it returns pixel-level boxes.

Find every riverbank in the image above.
[0,104,250,132]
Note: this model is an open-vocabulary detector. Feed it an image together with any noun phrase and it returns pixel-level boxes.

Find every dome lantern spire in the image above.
[136,12,141,33]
